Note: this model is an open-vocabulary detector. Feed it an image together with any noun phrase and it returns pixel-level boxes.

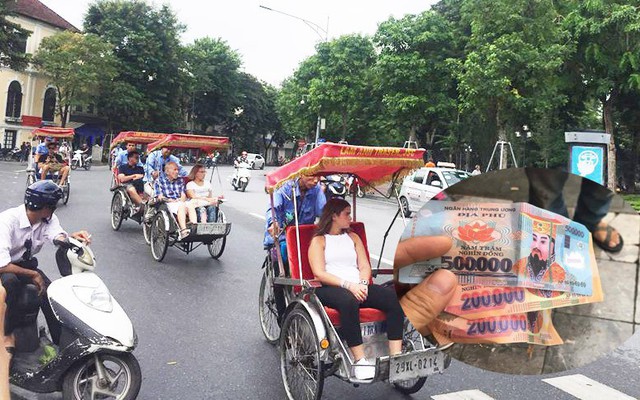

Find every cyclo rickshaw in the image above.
[259,143,452,399]
[26,127,74,205]
[109,131,166,230]
[144,133,232,262]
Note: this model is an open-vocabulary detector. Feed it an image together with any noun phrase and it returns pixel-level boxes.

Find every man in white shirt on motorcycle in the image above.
[0,181,91,349]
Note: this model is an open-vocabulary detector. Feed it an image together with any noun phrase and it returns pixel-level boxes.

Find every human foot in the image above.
[592,221,623,253]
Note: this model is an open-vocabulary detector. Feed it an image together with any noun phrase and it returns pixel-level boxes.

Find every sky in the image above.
[39,0,438,87]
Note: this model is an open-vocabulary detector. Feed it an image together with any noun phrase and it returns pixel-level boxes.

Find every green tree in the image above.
[373,10,458,149]
[183,37,242,132]
[456,0,571,169]
[32,31,117,127]
[84,0,187,131]
[0,1,31,70]
[563,0,640,189]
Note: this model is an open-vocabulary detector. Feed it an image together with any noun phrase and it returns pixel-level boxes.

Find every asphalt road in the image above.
[1,161,639,400]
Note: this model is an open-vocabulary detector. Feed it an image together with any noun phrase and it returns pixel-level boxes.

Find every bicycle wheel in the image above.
[258,267,280,344]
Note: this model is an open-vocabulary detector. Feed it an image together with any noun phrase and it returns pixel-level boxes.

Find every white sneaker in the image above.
[353,358,375,380]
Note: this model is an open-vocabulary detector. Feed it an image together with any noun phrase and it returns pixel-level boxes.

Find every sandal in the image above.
[178,228,191,241]
[593,223,624,253]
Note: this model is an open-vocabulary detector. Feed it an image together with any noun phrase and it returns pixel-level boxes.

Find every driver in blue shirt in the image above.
[143,145,187,197]
[264,176,326,323]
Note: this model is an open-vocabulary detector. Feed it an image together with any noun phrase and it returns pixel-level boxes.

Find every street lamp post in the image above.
[515,125,532,167]
[261,4,328,147]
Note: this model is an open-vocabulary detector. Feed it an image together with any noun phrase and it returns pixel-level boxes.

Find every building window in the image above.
[5,81,22,119]
[42,88,56,122]
[3,130,17,149]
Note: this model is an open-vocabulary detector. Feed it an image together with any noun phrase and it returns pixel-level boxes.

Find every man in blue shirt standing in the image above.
[144,146,187,183]
[264,175,326,322]
[115,142,143,168]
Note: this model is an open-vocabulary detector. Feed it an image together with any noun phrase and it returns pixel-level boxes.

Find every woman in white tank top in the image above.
[309,198,404,380]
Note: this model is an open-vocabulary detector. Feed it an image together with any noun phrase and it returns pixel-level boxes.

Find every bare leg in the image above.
[389,339,402,356]
[59,166,69,186]
[350,345,366,361]
[40,165,49,180]
[127,186,143,206]
[186,202,198,223]
[177,203,188,230]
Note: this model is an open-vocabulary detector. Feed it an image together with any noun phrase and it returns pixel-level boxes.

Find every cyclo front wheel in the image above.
[150,213,169,262]
[111,190,125,231]
[207,209,226,259]
[258,265,280,344]
[280,307,324,400]
[62,182,70,205]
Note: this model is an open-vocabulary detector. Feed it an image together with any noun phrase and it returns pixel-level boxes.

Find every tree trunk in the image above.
[495,102,509,169]
[602,95,616,191]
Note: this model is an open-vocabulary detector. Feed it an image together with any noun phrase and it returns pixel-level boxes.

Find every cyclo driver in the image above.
[0,181,91,346]
[264,176,326,323]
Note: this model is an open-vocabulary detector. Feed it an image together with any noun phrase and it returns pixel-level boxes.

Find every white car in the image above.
[246,153,265,169]
[398,165,471,217]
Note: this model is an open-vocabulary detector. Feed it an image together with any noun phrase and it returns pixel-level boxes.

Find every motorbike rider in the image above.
[0,181,91,347]
[235,151,249,167]
[264,176,327,322]
[78,143,90,166]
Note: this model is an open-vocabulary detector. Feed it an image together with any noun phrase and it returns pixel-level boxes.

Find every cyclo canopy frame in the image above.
[264,143,425,286]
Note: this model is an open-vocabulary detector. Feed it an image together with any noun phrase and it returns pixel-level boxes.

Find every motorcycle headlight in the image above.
[72,284,113,312]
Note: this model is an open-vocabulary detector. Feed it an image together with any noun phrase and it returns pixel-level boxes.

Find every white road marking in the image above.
[250,212,266,220]
[542,374,636,400]
[432,389,495,400]
[369,253,393,266]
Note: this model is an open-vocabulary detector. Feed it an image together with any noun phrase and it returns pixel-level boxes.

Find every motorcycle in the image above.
[231,161,251,192]
[71,150,92,170]
[3,148,22,162]
[9,237,141,399]
[321,174,348,201]
[346,175,366,198]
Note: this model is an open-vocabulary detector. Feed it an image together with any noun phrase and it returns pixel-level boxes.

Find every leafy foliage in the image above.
[0,1,31,70]
[32,31,117,127]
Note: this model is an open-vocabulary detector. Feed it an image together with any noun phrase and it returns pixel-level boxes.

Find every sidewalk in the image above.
[398,168,640,374]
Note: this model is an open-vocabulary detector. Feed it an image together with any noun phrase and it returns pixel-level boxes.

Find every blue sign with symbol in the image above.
[570,145,604,185]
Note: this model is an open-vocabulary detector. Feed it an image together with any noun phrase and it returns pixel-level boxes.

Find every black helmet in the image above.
[25,180,63,211]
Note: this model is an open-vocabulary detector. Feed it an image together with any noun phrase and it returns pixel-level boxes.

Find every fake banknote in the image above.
[429,309,563,346]
[396,201,594,296]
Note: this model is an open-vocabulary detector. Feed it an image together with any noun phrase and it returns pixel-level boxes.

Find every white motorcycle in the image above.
[71,149,92,170]
[9,237,141,399]
[231,161,251,192]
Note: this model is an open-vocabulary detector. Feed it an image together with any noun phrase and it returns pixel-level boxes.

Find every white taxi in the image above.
[398,162,471,216]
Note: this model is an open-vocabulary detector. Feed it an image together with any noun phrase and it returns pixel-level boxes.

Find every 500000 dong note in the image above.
[429,310,563,346]
[443,240,603,318]
[396,201,594,296]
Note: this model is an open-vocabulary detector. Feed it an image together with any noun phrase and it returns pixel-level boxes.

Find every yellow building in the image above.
[1,0,77,150]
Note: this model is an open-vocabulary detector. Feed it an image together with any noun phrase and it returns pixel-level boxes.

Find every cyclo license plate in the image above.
[388,351,446,383]
[196,223,226,235]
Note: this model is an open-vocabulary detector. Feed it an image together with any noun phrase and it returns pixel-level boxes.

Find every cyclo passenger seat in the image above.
[286,222,386,326]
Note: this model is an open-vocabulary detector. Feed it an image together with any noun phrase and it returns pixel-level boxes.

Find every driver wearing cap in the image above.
[0,181,91,346]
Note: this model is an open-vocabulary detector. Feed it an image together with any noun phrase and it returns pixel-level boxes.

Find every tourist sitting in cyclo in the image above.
[117,151,146,214]
[308,198,404,380]
[144,145,187,196]
[154,161,190,240]
[185,164,219,223]
[39,142,69,186]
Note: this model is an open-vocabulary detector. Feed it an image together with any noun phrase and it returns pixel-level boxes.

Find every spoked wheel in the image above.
[241,181,247,192]
[392,321,427,394]
[142,222,152,245]
[150,213,169,262]
[207,210,226,259]
[258,267,280,344]
[62,352,141,400]
[84,159,92,170]
[62,182,70,205]
[110,191,125,231]
[71,160,78,170]
[280,307,324,400]
[399,196,411,218]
